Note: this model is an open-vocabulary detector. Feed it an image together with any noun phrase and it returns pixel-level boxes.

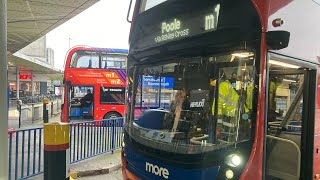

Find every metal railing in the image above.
[9,99,62,124]
[8,118,124,180]
[69,118,123,164]
[8,128,43,180]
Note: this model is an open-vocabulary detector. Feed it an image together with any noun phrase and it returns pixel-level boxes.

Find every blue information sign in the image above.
[142,76,174,89]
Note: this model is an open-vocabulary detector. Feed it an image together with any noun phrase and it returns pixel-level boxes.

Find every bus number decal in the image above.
[103,72,124,85]
[103,72,118,78]
[205,4,220,31]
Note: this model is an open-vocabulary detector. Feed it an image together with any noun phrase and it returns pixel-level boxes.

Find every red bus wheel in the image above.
[104,112,121,119]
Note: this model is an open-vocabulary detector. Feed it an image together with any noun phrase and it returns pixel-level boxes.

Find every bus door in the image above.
[264,53,316,180]
[67,85,94,121]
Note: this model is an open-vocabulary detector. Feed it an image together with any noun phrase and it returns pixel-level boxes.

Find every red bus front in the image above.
[61,47,128,122]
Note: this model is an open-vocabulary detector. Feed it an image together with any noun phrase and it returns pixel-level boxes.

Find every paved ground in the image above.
[77,169,122,180]
[30,150,122,180]
[71,149,121,176]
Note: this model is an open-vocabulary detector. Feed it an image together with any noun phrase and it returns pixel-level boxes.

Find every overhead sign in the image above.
[142,76,173,89]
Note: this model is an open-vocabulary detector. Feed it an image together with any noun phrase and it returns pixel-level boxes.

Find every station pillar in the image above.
[16,67,19,99]
[0,0,8,179]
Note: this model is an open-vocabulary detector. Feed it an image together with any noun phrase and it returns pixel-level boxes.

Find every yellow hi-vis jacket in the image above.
[212,80,239,117]
[244,82,253,113]
[269,81,278,112]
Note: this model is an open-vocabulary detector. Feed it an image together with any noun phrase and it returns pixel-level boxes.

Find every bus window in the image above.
[101,54,126,69]
[140,0,168,12]
[70,51,100,68]
[134,75,174,109]
[100,87,125,104]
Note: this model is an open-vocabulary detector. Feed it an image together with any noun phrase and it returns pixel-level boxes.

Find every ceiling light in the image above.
[231,52,254,58]
[283,79,297,83]
[269,60,300,69]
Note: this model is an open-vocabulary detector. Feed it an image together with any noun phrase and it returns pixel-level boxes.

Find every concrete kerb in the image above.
[70,164,122,179]
[69,149,122,179]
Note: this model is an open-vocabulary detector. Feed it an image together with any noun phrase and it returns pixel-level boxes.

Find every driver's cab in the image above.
[68,86,94,121]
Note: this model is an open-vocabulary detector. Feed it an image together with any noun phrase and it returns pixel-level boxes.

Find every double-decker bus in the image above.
[122,0,320,179]
[61,46,128,122]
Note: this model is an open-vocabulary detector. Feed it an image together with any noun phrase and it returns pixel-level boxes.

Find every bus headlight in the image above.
[225,154,241,167]
[225,169,234,179]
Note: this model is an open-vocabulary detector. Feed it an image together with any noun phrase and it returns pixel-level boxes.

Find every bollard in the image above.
[17,99,22,128]
[51,101,54,117]
[43,98,49,123]
[44,122,70,180]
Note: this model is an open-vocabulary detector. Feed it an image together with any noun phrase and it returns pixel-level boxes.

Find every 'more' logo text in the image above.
[145,162,169,179]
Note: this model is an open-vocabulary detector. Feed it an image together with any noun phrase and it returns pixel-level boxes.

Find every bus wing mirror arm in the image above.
[127,0,133,23]
[266,30,290,50]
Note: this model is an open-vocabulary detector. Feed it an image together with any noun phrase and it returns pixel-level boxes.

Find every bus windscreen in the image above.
[140,0,168,12]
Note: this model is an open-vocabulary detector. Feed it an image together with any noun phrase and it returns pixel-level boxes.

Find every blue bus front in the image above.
[123,0,262,179]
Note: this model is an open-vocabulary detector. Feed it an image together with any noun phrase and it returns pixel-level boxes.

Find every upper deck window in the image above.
[101,54,126,69]
[70,50,126,69]
[139,0,168,12]
[70,51,100,68]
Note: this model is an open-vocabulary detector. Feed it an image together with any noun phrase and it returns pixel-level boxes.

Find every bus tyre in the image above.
[104,112,121,119]
[103,112,121,127]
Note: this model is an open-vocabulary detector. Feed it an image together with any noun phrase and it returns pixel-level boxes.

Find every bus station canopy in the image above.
[6,0,99,74]
[8,52,62,75]
[7,0,99,53]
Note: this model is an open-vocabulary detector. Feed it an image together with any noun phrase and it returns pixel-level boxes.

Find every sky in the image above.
[46,0,132,70]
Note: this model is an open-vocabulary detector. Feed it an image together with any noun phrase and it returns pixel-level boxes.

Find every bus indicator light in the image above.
[272,18,284,27]
[226,169,234,179]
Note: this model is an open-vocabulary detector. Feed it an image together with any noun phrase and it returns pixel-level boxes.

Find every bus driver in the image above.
[80,89,94,107]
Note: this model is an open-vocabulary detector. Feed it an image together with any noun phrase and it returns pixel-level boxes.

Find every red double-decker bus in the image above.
[61,46,128,122]
[122,0,320,179]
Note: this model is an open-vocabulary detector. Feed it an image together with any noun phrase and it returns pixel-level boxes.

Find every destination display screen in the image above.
[134,4,221,49]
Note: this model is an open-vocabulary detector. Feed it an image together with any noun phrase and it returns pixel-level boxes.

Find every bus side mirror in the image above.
[61,103,64,110]
[266,30,290,50]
